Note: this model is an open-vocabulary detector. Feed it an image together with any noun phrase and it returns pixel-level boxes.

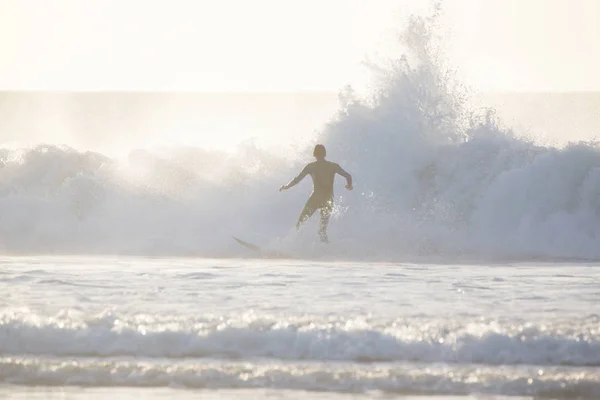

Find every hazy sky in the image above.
[445,0,600,92]
[1,0,598,92]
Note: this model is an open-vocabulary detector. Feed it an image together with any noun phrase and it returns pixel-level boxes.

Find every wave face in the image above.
[1,16,600,261]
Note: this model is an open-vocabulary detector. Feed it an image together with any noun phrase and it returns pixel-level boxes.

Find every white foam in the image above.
[1,311,599,366]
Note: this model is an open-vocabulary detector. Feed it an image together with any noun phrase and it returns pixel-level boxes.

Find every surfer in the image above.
[279,144,353,243]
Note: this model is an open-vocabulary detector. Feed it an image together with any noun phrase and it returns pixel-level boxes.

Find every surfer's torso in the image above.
[281,156,351,209]
[304,160,341,199]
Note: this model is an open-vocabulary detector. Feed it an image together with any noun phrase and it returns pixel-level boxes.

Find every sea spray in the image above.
[0,10,599,260]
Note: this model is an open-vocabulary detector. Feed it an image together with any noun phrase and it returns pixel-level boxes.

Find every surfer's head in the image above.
[313,144,326,159]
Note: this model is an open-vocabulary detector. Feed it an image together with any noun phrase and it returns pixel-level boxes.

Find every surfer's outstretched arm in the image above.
[280,165,310,191]
[336,164,353,190]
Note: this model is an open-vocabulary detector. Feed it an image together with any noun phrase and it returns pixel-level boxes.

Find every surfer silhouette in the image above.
[279,144,353,243]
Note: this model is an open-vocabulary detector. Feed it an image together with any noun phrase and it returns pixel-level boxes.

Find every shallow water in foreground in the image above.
[0,256,598,399]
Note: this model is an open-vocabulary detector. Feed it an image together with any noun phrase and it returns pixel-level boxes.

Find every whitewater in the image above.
[1,257,599,399]
[2,9,600,400]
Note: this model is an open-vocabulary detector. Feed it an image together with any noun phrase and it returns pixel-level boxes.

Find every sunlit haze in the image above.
[0,0,599,152]
[2,3,600,397]
[1,0,598,92]
[0,0,408,92]
[445,0,600,92]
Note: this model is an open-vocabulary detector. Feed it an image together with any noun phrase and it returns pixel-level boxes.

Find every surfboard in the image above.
[233,236,262,252]
[232,236,293,259]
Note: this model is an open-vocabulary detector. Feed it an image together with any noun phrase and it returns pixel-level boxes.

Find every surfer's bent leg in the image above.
[318,198,334,243]
[297,197,318,229]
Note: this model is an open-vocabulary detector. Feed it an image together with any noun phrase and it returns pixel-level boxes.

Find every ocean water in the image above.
[1,9,600,399]
[1,256,599,399]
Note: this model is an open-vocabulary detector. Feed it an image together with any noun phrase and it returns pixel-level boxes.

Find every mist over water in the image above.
[1,13,599,260]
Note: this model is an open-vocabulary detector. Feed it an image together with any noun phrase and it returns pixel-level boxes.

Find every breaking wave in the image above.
[1,311,599,366]
[0,12,599,261]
